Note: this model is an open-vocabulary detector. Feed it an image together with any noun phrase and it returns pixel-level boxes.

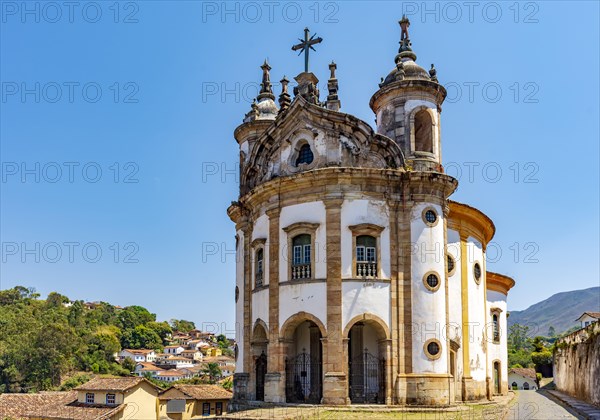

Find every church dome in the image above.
[255,98,278,120]
[382,58,431,85]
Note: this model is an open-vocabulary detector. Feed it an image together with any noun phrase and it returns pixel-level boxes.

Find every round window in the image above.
[423,272,441,292]
[428,341,440,355]
[474,262,482,283]
[424,339,442,360]
[447,254,455,274]
[427,274,439,288]
[422,207,439,227]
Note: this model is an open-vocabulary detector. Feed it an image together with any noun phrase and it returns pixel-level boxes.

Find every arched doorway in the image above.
[523,382,530,390]
[251,321,268,401]
[493,361,501,395]
[284,320,323,403]
[346,320,387,404]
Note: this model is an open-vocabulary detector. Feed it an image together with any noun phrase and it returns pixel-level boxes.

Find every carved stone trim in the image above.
[348,223,385,235]
[282,222,319,233]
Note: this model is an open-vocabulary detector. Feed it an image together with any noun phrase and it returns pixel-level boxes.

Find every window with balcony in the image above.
[292,234,311,279]
[356,235,377,278]
[255,248,264,287]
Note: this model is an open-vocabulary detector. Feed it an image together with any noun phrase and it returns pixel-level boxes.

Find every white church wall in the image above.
[252,289,269,335]
[235,229,245,373]
[279,201,327,281]
[487,290,508,385]
[340,198,391,279]
[342,281,391,334]
[279,282,327,333]
[411,202,447,374]
[446,228,462,344]
[466,238,486,382]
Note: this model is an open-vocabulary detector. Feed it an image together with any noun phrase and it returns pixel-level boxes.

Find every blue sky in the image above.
[1,1,598,333]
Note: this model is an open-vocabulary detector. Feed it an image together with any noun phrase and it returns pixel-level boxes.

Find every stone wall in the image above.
[553,322,600,407]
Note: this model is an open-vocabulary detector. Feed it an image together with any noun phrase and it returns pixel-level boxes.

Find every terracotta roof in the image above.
[576,312,600,321]
[165,345,183,349]
[509,368,537,380]
[122,348,154,354]
[156,370,187,377]
[159,384,232,401]
[27,402,125,420]
[0,392,75,419]
[74,376,157,392]
[136,362,161,371]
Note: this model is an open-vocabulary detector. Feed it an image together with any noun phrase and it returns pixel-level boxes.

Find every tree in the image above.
[147,321,173,345]
[121,357,136,373]
[170,319,195,333]
[121,325,163,350]
[201,363,222,384]
[547,326,556,337]
[119,306,156,330]
[508,324,531,351]
[45,292,69,308]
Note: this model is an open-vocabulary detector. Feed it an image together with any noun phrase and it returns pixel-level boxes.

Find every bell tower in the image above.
[369,16,446,172]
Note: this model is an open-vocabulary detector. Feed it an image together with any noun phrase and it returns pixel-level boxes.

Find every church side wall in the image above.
[235,229,245,374]
[465,239,487,397]
[410,202,447,375]
[486,290,508,395]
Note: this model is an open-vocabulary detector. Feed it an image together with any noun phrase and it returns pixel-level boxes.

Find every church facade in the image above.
[228,18,515,406]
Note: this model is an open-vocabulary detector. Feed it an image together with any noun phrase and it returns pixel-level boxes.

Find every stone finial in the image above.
[278,76,292,112]
[396,15,417,62]
[257,59,275,101]
[243,99,259,122]
[293,72,320,105]
[326,61,341,112]
[395,61,405,81]
[429,64,438,82]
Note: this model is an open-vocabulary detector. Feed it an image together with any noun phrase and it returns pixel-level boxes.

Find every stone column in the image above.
[395,200,413,404]
[264,207,285,403]
[459,233,473,400]
[322,197,347,404]
[234,219,252,403]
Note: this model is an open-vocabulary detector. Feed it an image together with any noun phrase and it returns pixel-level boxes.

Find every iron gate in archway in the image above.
[285,351,322,403]
[349,349,385,404]
[255,352,267,401]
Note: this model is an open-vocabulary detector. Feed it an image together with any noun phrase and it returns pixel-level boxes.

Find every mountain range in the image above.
[508,286,599,336]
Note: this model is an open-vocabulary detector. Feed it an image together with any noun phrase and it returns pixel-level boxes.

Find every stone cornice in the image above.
[486,271,515,295]
[447,200,495,247]
[370,79,447,113]
[235,167,457,219]
[282,222,320,234]
[348,223,385,235]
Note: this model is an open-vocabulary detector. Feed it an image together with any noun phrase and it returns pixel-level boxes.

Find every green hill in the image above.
[508,287,600,337]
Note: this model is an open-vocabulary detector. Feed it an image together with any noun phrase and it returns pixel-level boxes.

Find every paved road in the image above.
[505,390,584,420]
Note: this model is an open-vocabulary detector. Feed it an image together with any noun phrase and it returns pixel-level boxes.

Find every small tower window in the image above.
[492,313,500,342]
[255,248,264,287]
[414,109,433,153]
[356,235,377,277]
[447,254,456,275]
[292,234,311,279]
[474,262,482,284]
[295,144,314,166]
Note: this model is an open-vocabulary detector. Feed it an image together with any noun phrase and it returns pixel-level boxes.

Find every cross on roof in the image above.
[291,27,323,73]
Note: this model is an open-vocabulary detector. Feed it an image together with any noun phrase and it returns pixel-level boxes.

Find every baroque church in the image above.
[228,17,515,406]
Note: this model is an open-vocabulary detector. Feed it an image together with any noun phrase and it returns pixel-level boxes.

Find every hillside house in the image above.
[575,312,600,329]
[508,368,538,390]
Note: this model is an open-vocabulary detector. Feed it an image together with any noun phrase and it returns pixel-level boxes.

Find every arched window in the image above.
[356,235,377,277]
[292,234,311,279]
[414,109,433,153]
[295,144,314,166]
[512,382,517,390]
[492,313,500,342]
[523,382,529,390]
[255,248,264,287]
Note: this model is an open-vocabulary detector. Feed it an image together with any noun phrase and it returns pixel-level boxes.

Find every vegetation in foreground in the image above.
[0,286,231,393]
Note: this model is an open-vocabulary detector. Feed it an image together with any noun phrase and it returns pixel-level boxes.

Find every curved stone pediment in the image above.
[240,96,405,195]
